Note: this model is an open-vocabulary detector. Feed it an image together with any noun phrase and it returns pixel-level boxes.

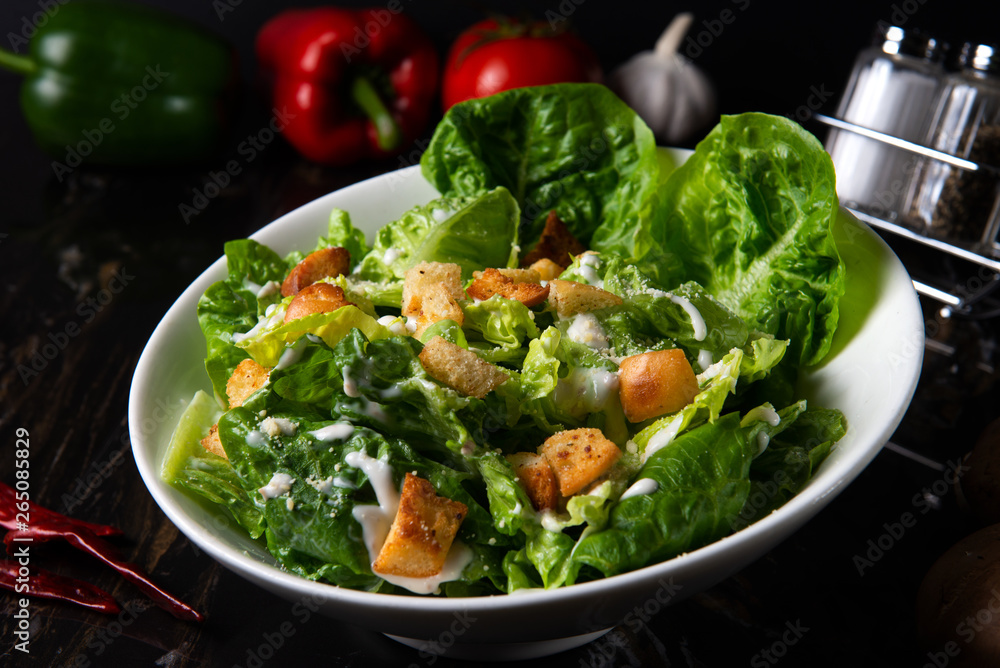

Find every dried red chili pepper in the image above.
[4,525,203,622]
[0,482,121,537]
[0,560,120,614]
[0,482,202,621]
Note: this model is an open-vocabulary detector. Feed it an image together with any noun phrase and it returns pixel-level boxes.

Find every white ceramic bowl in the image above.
[129,150,924,660]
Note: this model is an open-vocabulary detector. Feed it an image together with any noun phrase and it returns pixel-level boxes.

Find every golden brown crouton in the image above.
[506,452,558,511]
[200,423,227,459]
[529,258,565,282]
[372,473,467,578]
[414,282,465,337]
[226,358,271,408]
[521,210,587,267]
[473,267,541,284]
[402,262,465,317]
[547,279,623,317]
[618,349,699,423]
[281,247,351,297]
[538,428,622,497]
[418,336,509,399]
[283,283,354,323]
[467,268,550,308]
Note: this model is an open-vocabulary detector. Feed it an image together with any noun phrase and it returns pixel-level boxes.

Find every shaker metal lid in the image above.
[958,42,1000,75]
[876,25,946,62]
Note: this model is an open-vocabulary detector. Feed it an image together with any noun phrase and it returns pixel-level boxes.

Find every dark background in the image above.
[3,1,1000,667]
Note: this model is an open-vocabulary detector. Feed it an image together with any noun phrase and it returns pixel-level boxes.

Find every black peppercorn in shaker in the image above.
[905,43,1000,251]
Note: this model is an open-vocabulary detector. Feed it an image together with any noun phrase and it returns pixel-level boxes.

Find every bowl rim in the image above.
[128,156,924,615]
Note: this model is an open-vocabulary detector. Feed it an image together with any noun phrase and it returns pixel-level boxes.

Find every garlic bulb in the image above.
[610,13,717,145]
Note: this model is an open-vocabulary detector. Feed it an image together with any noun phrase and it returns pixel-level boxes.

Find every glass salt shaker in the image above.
[825,26,948,221]
[905,42,1000,251]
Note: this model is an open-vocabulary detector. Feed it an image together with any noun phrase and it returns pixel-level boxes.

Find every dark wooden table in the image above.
[3,1,1000,666]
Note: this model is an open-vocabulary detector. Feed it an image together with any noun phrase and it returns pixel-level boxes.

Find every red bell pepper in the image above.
[256,8,439,166]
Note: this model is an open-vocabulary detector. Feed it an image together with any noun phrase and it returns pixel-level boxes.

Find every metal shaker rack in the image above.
[811,113,1000,315]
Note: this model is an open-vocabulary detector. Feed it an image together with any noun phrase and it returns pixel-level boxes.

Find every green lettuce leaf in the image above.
[160,390,265,538]
[421,83,661,250]
[197,239,290,402]
[352,188,520,306]
[646,112,845,367]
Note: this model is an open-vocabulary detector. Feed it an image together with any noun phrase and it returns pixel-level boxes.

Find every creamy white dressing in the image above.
[554,366,620,413]
[620,478,659,500]
[577,252,603,287]
[345,450,400,560]
[309,423,354,441]
[379,386,402,399]
[745,405,781,427]
[643,418,683,463]
[382,247,404,265]
[376,542,475,595]
[246,430,266,448]
[756,431,771,455]
[698,349,714,371]
[566,313,610,350]
[669,294,706,341]
[364,401,388,422]
[343,368,360,397]
[276,338,308,370]
[259,472,294,500]
[260,417,297,438]
[243,278,262,294]
[256,280,280,299]
[539,509,565,532]
[377,315,410,336]
[404,316,418,334]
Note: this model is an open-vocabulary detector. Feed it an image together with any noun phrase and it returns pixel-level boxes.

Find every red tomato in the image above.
[442,18,602,110]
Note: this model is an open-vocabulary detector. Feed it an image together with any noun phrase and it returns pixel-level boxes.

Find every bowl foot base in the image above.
[384,627,613,661]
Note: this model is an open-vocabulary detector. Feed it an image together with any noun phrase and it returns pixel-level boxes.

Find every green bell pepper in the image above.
[0,1,238,170]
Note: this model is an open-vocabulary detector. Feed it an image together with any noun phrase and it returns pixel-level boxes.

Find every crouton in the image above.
[521,210,587,267]
[618,349,699,423]
[547,279,623,317]
[538,428,622,497]
[418,336,509,399]
[283,283,353,323]
[467,268,550,307]
[281,247,351,297]
[372,473,467,578]
[200,423,227,459]
[473,267,541,284]
[506,452,558,511]
[529,258,565,282]
[414,282,465,337]
[402,262,465,317]
[226,358,271,408]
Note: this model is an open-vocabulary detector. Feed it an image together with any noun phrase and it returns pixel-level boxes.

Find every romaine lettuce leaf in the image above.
[352,187,520,306]
[420,83,661,249]
[645,113,845,367]
[197,239,290,402]
[160,390,265,538]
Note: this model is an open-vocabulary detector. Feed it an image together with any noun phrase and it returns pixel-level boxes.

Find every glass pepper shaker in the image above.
[905,42,1000,251]
[825,26,948,222]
